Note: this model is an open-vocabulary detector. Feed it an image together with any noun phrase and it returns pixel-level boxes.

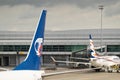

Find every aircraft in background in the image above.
[51,35,120,73]
[89,34,120,72]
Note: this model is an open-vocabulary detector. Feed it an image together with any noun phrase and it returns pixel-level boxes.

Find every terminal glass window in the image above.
[0,45,87,52]
[107,45,120,52]
[0,45,30,52]
[43,45,87,52]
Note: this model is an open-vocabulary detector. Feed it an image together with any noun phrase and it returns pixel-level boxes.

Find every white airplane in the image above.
[51,35,120,73]
[89,34,120,72]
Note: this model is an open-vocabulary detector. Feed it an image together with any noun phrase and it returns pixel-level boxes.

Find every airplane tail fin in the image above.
[89,34,98,58]
[14,10,47,70]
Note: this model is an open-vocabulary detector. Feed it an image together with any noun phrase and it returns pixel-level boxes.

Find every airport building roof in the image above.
[0,29,120,46]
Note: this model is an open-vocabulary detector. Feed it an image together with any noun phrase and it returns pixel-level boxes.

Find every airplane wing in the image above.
[54,60,90,65]
[42,67,100,77]
[51,56,90,66]
[70,57,90,61]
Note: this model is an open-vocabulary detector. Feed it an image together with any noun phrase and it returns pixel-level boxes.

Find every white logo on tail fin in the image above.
[34,38,43,56]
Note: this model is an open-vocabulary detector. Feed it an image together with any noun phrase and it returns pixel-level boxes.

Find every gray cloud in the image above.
[1,0,120,16]
[0,0,119,8]
[0,0,44,6]
[0,0,120,16]
[0,0,120,31]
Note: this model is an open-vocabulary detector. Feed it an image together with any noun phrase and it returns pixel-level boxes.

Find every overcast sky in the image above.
[0,0,120,31]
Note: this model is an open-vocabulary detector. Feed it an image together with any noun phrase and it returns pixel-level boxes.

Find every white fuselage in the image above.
[0,70,45,80]
[90,56,120,71]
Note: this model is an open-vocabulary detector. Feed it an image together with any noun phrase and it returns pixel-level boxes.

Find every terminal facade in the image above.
[0,29,120,66]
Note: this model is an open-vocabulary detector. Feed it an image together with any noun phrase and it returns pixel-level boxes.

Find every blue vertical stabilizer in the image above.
[14,10,47,70]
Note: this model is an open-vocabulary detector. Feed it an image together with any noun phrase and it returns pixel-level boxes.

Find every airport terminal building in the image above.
[0,29,120,67]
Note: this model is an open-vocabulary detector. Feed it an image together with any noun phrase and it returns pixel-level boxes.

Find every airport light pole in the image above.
[99,5,104,52]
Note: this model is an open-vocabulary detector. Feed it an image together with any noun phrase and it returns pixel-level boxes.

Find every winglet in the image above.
[51,56,56,63]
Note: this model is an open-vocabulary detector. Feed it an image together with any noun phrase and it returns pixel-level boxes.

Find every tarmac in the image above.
[0,67,120,80]
[43,68,120,80]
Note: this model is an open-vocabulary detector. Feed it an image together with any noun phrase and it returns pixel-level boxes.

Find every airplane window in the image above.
[113,58,119,60]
